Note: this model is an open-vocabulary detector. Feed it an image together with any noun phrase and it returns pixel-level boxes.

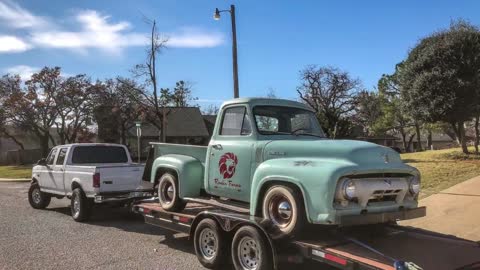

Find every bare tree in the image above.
[297,65,361,138]
[128,19,170,142]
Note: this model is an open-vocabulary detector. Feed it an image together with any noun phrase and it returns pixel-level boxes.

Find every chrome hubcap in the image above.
[238,236,259,270]
[268,195,293,228]
[73,195,80,216]
[159,180,174,205]
[32,188,41,204]
[167,186,174,200]
[278,201,292,219]
[199,228,217,260]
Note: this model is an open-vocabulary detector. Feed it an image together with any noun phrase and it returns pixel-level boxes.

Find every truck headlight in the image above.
[409,176,421,195]
[343,179,357,200]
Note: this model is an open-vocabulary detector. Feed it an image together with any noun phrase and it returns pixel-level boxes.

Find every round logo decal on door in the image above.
[219,152,238,179]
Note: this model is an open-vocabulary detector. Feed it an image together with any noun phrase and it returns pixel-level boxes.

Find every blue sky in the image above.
[1,0,479,108]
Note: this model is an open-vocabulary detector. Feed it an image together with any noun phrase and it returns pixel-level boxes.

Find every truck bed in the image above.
[133,201,480,270]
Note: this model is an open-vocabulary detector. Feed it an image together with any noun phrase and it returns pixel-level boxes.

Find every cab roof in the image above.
[221,97,313,111]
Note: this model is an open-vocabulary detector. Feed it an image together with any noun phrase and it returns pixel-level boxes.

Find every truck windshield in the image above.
[71,146,128,164]
[253,106,326,137]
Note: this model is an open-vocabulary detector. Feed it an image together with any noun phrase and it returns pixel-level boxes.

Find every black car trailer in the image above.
[132,199,480,270]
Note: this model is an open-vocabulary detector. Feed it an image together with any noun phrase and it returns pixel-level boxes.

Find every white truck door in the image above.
[39,148,58,192]
[51,147,68,194]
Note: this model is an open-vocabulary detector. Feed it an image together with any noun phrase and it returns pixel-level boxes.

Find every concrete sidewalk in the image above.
[401,175,480,241]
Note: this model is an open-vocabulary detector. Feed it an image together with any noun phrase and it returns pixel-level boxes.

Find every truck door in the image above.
[51,147,68,194]
[38,148,58,193]
[207,106,254,202]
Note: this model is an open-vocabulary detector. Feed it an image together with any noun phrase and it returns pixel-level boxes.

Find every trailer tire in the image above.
[232,226,272,270]
[28,182,51,209]
[71,188,93,222]
[262,185,306,238]
[194,218,227,269]
[158,173,186,212]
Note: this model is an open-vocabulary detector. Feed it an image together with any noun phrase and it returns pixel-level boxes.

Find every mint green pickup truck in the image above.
[146,98,425,236]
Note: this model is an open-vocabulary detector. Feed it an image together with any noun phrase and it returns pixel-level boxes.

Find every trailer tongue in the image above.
[133,200,480,270]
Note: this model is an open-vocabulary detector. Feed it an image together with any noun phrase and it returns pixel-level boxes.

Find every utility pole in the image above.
[214,5,240,98]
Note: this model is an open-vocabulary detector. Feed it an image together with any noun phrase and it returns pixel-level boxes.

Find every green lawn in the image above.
[401,147,480,197]
[0,165,32,179]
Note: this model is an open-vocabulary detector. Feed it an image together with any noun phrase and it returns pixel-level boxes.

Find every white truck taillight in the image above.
[93,173,101,188]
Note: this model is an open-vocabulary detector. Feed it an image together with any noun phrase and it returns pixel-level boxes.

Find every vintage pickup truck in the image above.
[146,98,425,236]
[29,143,152,221]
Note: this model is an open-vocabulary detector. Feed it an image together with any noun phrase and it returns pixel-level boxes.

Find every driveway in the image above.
[401,175,480,241]
[0,182,326,270]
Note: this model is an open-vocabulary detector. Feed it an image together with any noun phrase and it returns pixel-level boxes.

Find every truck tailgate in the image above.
[97,164,145,192]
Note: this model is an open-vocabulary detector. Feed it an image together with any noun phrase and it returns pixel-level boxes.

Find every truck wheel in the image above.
[28,182,51,209]
[194,218,227,269]
[71,188,93,222]
[262,185,306,238]
[232,226,272,270]
[158,173,186,211]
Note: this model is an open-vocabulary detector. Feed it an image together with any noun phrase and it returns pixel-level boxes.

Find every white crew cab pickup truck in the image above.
[28,143,153,221]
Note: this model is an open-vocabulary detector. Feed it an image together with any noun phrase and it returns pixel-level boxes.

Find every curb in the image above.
[0,178,30,182]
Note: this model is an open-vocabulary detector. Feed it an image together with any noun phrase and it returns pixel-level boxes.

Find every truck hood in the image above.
[263,139,403,166]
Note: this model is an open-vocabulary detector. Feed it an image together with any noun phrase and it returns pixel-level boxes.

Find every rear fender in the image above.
[151,154,204,198]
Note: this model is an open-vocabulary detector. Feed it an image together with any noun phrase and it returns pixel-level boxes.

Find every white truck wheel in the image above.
[71,188,93,222]
[158,173,186,211]
[28,182,51,209]
[262,185,306,238]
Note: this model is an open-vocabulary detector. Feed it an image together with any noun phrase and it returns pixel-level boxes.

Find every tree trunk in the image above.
[451,121,469,154]
[475,116,479,154]
[427,130,433,150]
[407,133,415,153]
[39,135,50,157]
[400,129,408,152]
[414,122,423,152]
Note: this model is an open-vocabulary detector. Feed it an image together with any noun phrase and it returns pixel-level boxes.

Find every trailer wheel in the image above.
[262,185,306,238]
[194,218,227,269]
[158,173,186,211]
[232,226,272,270]
[71,188,93,222]
[28,182,51,209]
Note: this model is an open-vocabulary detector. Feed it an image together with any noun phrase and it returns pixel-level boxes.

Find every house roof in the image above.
[129,107,210,137]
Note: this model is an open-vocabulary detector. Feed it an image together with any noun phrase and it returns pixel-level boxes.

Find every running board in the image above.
[183,197,250,214]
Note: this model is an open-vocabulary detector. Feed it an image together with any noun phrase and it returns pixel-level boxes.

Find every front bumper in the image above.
[338,206,426,226]
[94,191,154,203]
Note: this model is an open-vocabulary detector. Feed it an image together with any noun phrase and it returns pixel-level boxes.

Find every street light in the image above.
[213,5,239,98]
[135,121,142,163]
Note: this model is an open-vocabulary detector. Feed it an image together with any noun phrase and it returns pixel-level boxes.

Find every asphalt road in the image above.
[0,182,325,270]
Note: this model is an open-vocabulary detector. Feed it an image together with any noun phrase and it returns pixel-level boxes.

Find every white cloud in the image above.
[0,3,225,55]
[168,28,224,48]
[30,10,146,54]
[4,65,72,80]
[4,65,38,80]
[0,0,48,28]
[0,35,31,53]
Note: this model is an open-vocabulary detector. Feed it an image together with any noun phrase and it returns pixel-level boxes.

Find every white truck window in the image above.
[71,146,128,164]
[46,148,58,165]
[55,148,68,165]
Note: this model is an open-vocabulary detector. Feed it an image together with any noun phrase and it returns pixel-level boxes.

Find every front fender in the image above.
[250,158,361,223]
[150,154,204,198]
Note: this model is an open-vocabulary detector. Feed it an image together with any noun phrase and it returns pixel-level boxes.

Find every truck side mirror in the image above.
[37,158,47,166]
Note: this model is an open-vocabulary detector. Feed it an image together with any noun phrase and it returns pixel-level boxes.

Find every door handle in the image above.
[212,144,223,150]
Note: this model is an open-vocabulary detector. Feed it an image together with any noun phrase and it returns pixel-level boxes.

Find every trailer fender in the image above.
[151,154,204,199]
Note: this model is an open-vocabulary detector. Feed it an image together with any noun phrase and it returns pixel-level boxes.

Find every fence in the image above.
[0,149,43,165]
